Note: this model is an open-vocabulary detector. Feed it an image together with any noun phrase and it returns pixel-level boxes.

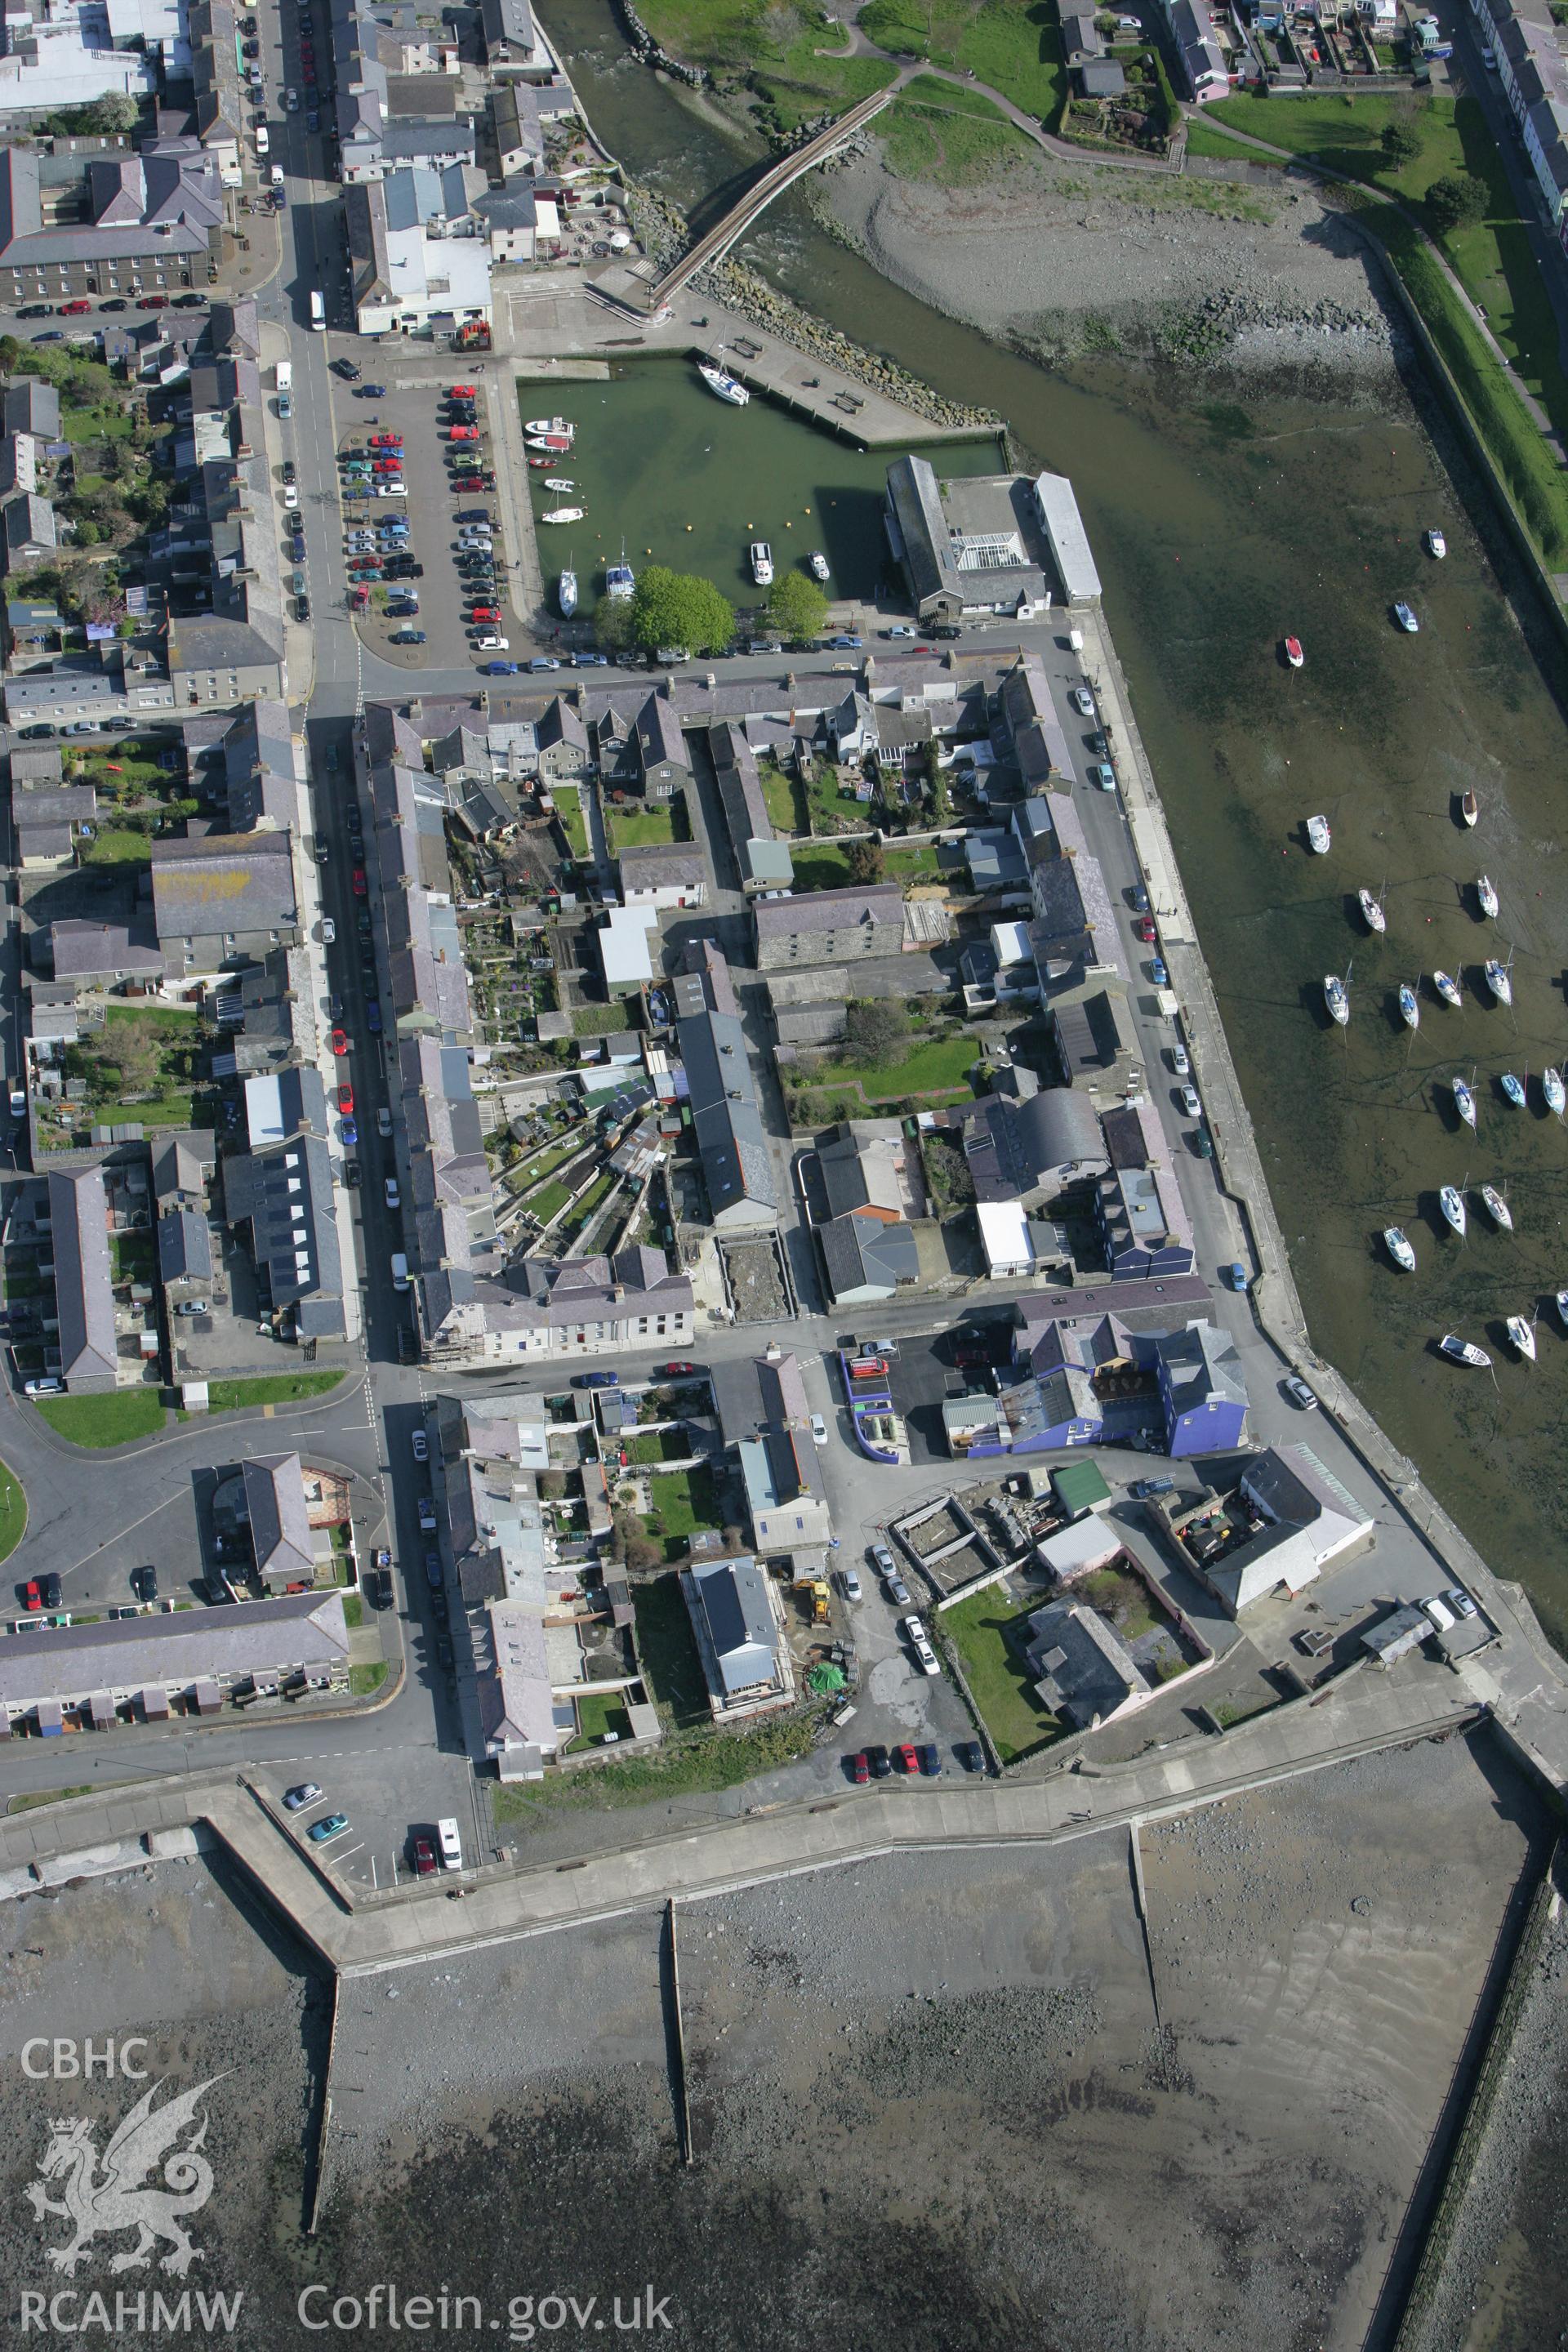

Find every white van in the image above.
[390,1251,409,1293]
[437,1817,462,1872]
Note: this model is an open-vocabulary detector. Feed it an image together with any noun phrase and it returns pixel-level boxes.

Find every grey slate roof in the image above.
[818,1211,920,1298]
[686,1555,781,1698]
[0,1591,350,1711]
[752,881,903,940]
[243,1451,314,1587]
[151,829,297,942]
[157,1205,213,1284]
[677,1001,779,1220]
[222,1131,344,1335]
[47,1168,118,1386]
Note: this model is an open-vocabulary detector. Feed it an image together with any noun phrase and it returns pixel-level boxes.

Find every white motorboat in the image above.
[1358,885,1386,934]
[524,415,572,436]
[1480,1183,1513,1232]
[1484,955,1512,1006]
[751,541,773,587]
[1384,1226,1416,1272]
[1324,973,1349,1027]
[1393,601,1419,633]
[542,475,577,492]
[1440,1184,1467,1235]
[1285,636,1304,669]
[1306,813,1331,854]
[605,546,635,602]
[1440,1334,1491,1367]
[697,354,749,407]
[1398,983,1420,1031]
[558,568,577,619]
[1501,1071,1526,1108]
[526,433,573,452]
[1544,1064,1566,1117]
[808,550,830,582]
[540,506,583,524]
[1426,528,1447,559]
[1477,875,1499,920]
[1461,789,1481,827]
[1507,1314,1537,1361]
[1452,1075,1477,1130]
[1433,969,1463,1009]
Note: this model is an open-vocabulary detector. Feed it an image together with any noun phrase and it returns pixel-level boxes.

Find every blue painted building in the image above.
[1154,1321,1248,1456]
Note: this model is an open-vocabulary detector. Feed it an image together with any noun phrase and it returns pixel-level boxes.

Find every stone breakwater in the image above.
[614,0,706,86]
[1016,285,1401,372]
[702,254,1000,435]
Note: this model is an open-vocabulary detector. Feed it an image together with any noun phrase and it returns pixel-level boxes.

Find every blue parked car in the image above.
[483,660,518,675]
[341,1116,357,1146]
[1149,956,1169,987]
[831,634,863,649]
[366,1000,382,1033]
[425,1549,443,1589]
[1224,1262,1248,1292]
[572,1370,619,1389]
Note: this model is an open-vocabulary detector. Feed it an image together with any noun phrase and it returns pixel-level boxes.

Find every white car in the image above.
[384,1175,400,1209]
[375,482,407,498]
[412,1429,428,1462]
[377,1107,392,1138]
[320,915,335,943]
[283,484,298,510]
[471,635,508,651]
[1071,685,1095,717]
[1170,1042,1190,1077]
[810,1412,828,1446]
[284,87,299,110]
[1179,1084,1201,1118]
[902,1614,942,1677]
[840,1566,862,1603]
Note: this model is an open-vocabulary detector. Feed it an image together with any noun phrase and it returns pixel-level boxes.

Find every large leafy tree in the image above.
[764,570,829,644]
[628,565,735,656]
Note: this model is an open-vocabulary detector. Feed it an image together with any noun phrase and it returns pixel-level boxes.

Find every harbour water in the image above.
[542,0,1568,1646]
[523,360,1000,612]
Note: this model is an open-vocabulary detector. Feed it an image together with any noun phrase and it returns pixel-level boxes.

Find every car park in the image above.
[283,1783,323,1811]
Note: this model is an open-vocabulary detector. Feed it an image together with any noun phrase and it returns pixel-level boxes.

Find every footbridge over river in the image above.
[645,80,902,309]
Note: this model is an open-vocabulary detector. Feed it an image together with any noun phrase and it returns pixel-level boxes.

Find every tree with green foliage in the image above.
[844,836,884,884]
[764,569,828,644]
[844,998,908,1067]
[628,564,734,657]
[594,597,636,656]
[1425,172,1487,232]
[1380,118,1422,166]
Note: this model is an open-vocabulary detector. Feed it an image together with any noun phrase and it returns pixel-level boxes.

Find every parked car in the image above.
[810,1412,828,1446]
[1129,1476,1176,1499]
[954,1740,985,1774]
[1224,1260,1248,1292]
[846,1751,871,1786]
[385,1175,400,1209]
[660,1361,698,1377]
[840,1565,862,1603]
[572,1370,619,1389]
[864,1744,892,1779]
[1180,1084,1201,1118]
[893,1742,920,1774]
[307,1814,350,1843]
[918,1742,942,1776]
[1149,956,1169,987]
[283,1783,323,1811]
[483,661,518,675]
[412,1428,428,1462]
[1129,882,1151,914]
[412,1835,437,1877]
[1071,685,1095,717]
[1282,1374,1318,1411]
[1170,1041,1190,1076]
[40,1572,61,1610]
[131,1565,158,1602]
[902,1615,941,1677]
[1135,915,1158,945]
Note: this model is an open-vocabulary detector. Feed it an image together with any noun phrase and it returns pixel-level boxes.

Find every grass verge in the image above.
[492,1709,817,1815]
[0,1457,25,1565]
[349,1662,388,1695]
[203,1372,347,1412]
[7,1786,94,1814]
[36,1390,167,1447]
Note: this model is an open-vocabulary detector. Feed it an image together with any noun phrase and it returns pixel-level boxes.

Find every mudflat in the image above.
[0,1733,1547,2350]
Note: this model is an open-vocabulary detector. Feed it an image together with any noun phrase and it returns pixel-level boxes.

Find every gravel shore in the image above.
[825,146,1401,381]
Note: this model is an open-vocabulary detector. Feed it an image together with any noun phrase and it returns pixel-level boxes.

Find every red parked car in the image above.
[368,432,403,448]
[336,1082,354,1116]
[136,294,168,309]
[470,604,500,623]
[60,298,92,315]
[332,1027,350,1057]
[449,383,477,398]
[1134,914,1157,945]
[452,476,484,492]
[349,586,370,609]
[448,424,479,441]
[351,867,368,896]
[846,1752,871,1786]
[20,1579,42,1612]
[412,1837,436,1878]
[893,1743,920,1774]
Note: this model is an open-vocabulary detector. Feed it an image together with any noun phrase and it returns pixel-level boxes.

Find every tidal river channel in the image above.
[543,0,1568,1646]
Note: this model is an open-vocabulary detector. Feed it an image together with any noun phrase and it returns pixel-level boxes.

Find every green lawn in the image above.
[509,1134,586,1192]
[36,1390,167,1447]
[883,78,1034,184]
[573,1689,634,1744]
[63,1002,201,1129]
[883,840,945,880]
[641,1467,721,1562]
[942,1589,1062,1763]
[791,842,857,890]
[808,1034,978,1100]
[529,1178,573,1225]
[555,789,590,860]
[341,1592,364,1629]
[862,0,1065,123]
[605,802,676,850]
[632,1571,711,1730]
[349,1662,388,1695]
[203,1372,347,1412]
[759,760,804,835]
[80,827,154,866]
[0,1458,25,1565]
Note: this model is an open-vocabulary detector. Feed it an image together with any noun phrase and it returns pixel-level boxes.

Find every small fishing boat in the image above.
[1481,1183,1513,1232]
[523,415,572,436]
[558,567,577,619]
[697,354,749,407]
[1440,1334,1491,1367]
[1393,601,1419,633]
[750,541,773,587]
[1285,636,1304,669]
[1452,1075,1477,1130]
[1384,1226,1416,1272]
[1544,1064,1566,1117]
[1433,969,1463,1009]
[526,433,573,452]
[1484,955,1512,1006]
[528,456,555,469]
[540,505,583,524]
[1324,973,1349,1027]
[808,550,830,582]
[1507,1314,1537,1361]
[1501,1071,1526,1108]
[1358,885,1386,934]
[1426,528,1447,559]
[1398,983,1420,1031]
[1461,789,1481,827]
[1477,875,1499,920]
[1306,813,1331,854]
[542,475,577,492]
[1440,1183,1468,1235]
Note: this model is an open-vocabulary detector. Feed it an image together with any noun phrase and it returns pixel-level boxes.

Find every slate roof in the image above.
[677,1000,779,1220]
[151,829,297,941]
[157,1205,212,1284]
[818,1210,920,1298]
[243,1451,314,1587]
[48,1168,117,1386]
[0,1592,350,1710]
[752,882,903,941]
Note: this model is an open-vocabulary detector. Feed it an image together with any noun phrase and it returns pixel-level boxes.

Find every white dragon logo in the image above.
[25,2075,227,2276]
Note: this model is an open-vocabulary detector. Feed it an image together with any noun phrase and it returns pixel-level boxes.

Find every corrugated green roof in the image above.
[1051,1460,1111,1515]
